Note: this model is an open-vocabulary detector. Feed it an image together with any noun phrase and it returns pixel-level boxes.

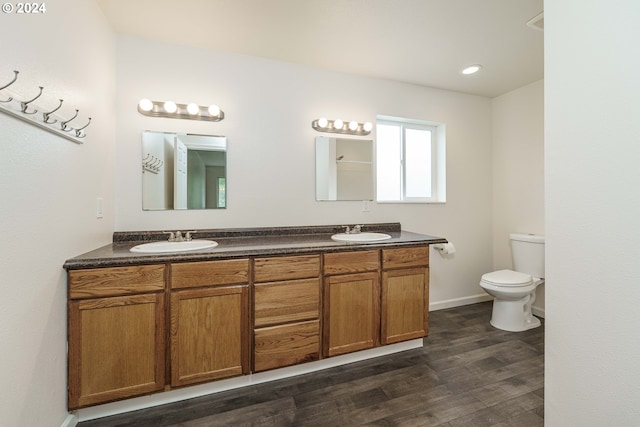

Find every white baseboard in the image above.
[77,339,422,422]
[60,413,78,427]
[429,293,493,311]
[429,293,546,319]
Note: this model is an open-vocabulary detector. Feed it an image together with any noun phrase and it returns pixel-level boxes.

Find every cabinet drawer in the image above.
[254,320,320,372]
[382,246,429,269]
[171,259,249,289]
[254,255,320,282]
[69,265,165,299]
[254,278,320,327]
[323,250,379,275]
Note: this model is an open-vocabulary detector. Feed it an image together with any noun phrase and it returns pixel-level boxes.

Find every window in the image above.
[376,116,446,203]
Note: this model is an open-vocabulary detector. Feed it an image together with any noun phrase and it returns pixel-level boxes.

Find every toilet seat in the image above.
[481,269,532,287]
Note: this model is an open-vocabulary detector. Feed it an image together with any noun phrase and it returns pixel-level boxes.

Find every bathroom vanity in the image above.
[64,223,445,410]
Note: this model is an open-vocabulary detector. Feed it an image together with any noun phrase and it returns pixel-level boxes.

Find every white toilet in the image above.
[479,233,544,332]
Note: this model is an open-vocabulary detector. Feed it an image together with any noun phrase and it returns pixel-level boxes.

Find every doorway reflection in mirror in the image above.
[142,131,227,210]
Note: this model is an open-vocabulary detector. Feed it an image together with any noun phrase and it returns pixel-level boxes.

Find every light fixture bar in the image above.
[312,118,372,136]
[137,99,224,122]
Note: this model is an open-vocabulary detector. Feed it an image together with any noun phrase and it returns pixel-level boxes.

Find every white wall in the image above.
[491,80,545,313]
[545,1,640,424]
[115,35,494,309]
[0,1,116,426]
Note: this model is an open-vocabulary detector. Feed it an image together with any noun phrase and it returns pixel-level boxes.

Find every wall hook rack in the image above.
[142,153,163,174]
[0,69,91,144]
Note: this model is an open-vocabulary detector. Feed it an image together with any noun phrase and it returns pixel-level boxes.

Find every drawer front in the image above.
[254,254,320,282]
[254,278,320,327]
[254,320,320,372]
[69,265,165,299]
[171,259,249,289]
[323,250,379,275]
[382,246,429,269]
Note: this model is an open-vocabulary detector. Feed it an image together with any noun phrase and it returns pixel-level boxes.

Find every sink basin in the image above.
[331,232,392,243]
[130,239,218,253]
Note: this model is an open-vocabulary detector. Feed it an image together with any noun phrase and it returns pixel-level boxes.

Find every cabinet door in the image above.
[170,285,249,387]
[68,293,165,409]
[323,272,380,357]
[381,267,429,345]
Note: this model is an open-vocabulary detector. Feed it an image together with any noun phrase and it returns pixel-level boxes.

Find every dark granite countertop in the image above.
[64,223,447,270]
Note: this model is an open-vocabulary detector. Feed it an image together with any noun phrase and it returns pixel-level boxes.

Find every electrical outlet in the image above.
[362,200,370,212]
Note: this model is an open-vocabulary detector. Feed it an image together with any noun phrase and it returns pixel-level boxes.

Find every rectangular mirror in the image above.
[315,136,373,201]
[142,131,227,210]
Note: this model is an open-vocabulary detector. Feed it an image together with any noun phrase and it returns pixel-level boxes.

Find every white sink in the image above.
[331,232,392,243]
[130,239,218,253]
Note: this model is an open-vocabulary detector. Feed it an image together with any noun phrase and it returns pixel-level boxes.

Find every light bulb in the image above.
[186,103,200,115]
[333,119,344,130]
[461,64,482,75]
[163,101,177,113]
[317,117,328,128]
[348,121,358,131]
[363,122,373,132]
[208,104,220,117]
[138,98,153,112]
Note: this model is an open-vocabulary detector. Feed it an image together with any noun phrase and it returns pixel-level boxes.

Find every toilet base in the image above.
[489,294,541,332]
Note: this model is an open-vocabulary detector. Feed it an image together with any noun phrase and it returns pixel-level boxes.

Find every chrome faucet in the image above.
[341,225,363,234]
[163,230,197,242]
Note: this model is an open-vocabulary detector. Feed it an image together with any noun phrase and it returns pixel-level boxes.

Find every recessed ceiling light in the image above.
[461,64,482,75]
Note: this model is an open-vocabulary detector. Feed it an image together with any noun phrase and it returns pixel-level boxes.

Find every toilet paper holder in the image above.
[433,242,456,255]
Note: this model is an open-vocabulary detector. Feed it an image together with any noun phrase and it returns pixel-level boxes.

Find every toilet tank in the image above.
[510,233,545,278]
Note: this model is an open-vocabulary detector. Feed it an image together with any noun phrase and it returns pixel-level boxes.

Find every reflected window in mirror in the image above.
[315,136,373,201]
[142,131,227,210]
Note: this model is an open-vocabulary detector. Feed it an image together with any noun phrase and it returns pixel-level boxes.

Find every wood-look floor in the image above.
[79,302,544,426]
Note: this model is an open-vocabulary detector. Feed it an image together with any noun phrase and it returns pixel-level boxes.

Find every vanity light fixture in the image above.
[137,99,225,122]
[312,117,373,136]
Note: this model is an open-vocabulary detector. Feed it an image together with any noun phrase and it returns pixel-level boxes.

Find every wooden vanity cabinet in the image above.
[381,247,430,344]
[169,259,250,387]
[323,250,380,357]
[66,238,433,409]
[253,255,321,372]
[67,265,166,409]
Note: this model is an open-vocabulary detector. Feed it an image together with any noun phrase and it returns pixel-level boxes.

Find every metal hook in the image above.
[74,117,91,138]
[60,109,79,131]
[20,86,43,114]
[42,99,63,124]
[0,70,19,103]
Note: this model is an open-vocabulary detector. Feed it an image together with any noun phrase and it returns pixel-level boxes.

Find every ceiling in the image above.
[97,0,544,98]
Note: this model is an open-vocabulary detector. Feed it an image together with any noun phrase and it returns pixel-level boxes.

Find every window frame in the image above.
[375,116,446,204]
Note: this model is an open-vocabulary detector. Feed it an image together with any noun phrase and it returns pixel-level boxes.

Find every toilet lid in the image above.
[481,269,532,287]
